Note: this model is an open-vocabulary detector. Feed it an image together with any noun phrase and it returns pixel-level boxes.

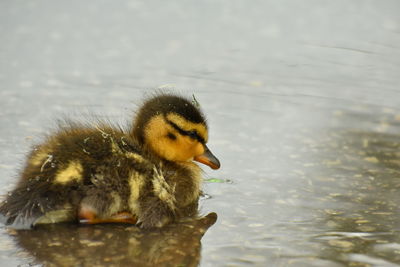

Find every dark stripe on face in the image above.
[165,117,205,144]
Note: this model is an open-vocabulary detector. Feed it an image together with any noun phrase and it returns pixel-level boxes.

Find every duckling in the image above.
[0,92,220,229]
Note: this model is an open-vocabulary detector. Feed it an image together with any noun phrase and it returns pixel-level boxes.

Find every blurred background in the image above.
[1,0,400,266]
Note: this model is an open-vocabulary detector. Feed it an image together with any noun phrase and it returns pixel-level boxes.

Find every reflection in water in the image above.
[8,213,217,267]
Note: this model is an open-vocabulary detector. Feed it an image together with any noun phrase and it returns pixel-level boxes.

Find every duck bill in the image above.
[194,146,220,170]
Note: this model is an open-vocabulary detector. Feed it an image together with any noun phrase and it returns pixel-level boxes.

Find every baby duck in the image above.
[0,92,220,229]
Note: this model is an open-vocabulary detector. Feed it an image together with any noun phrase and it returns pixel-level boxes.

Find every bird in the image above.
[0,92,220,229]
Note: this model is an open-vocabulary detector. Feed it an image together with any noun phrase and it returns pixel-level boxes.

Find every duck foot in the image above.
[79,207,137,225]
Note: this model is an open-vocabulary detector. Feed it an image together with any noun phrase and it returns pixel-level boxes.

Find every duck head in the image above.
[131,93,220,170]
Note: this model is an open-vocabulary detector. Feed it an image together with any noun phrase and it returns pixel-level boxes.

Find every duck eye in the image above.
[167,132,176,140]
[187,130,197,139]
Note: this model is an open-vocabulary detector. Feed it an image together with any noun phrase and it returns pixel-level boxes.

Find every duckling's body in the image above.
[0,93,219,229]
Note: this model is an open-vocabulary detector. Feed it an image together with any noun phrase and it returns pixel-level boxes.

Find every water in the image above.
[1,0,400,266]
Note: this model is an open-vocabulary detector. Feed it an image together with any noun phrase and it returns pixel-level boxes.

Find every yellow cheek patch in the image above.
[166,113,208,142]
[145,114,167,142]
[177,136,205,159]
[145,114,208,162]
[145,115,175,160]
[192,140,205,157]
[54,161,83,184]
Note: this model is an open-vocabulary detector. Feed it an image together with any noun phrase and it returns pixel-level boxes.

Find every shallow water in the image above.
[1,0,400,266]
